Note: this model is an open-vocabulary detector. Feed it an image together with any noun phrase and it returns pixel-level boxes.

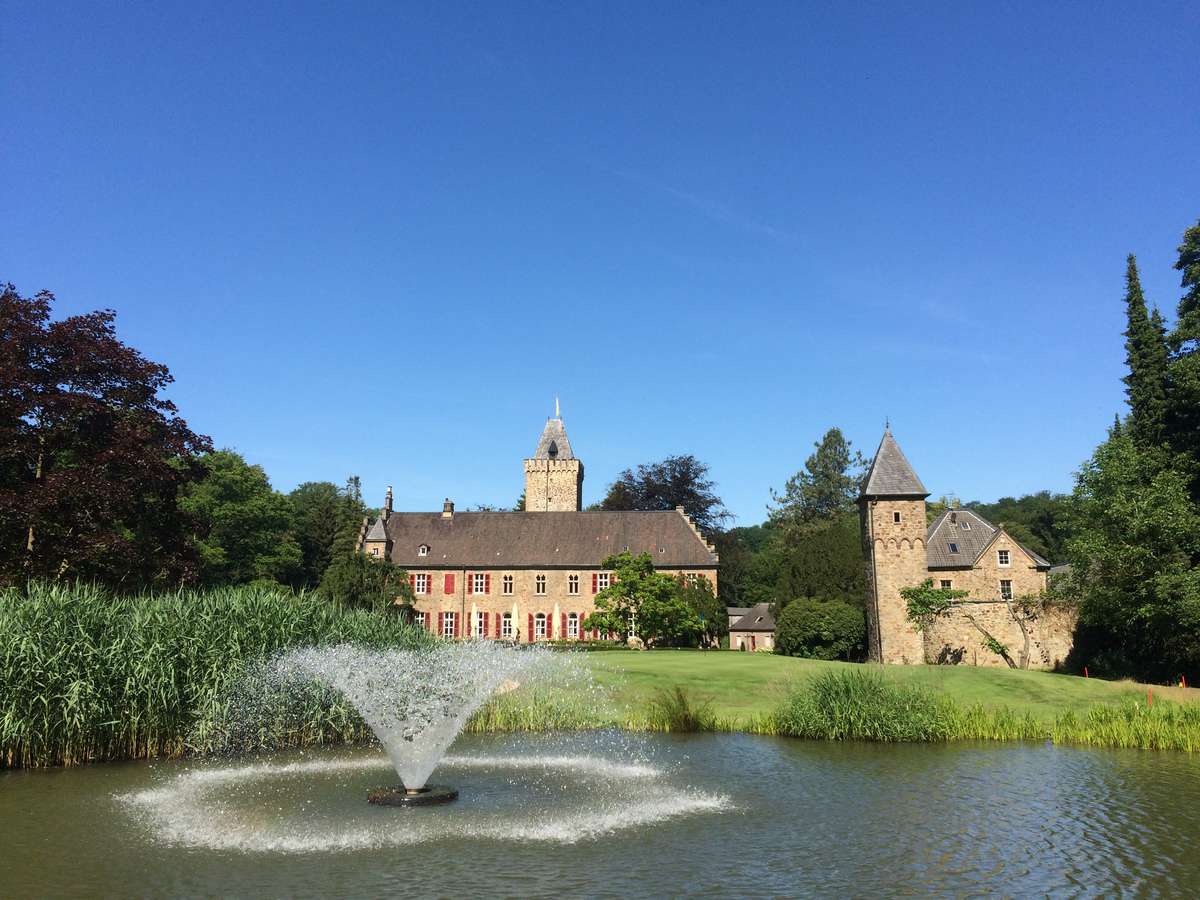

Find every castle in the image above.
[359,410,718,641]
[859,428,1074,668]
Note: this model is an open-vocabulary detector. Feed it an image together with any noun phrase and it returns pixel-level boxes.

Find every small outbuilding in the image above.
[728,603,775,651]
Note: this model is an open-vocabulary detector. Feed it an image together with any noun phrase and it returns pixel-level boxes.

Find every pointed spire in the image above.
[531,415,575,459]
[860,428,929,499]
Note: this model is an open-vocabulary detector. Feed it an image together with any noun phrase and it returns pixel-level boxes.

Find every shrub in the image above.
[772,669,955,741]
[774,598,864,660]
[645,686,718,732]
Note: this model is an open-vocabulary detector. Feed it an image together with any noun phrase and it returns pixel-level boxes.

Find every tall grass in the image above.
[0,581,430,768]
[767,669,1199,751]
[643,686,720,732]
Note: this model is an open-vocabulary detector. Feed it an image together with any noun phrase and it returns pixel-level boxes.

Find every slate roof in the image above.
[861,429,929,499]
[531,417,575,460]
[729,602,775,632]
[364,517,389,541]
[926,508,1051,570]
[725,606,752,620]
[369,509,718,568]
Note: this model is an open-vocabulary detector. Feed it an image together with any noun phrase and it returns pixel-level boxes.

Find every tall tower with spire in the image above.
[523,404,583,512]
[859,427,930,664]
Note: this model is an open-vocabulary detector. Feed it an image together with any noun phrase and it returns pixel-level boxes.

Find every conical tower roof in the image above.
[860,428,928,499]
[531,416,575,460]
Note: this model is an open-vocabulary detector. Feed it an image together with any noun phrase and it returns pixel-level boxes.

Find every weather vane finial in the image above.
[885,416,890,431]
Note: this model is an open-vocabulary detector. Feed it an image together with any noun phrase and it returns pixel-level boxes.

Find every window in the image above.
[685,572,699,585]
[568,574,579,595]
[948,543,959,554]
[535,574,547,595]
[442,611,456,638]
[502,574,513,595]
[940,580,952,590]
[1000,580,1013,601]
[414,573,429,594]
[567,612,579,638]
[474,610,486,637]
[534,613,547,639]
[893,511,902,524]
[501,612,513,639]
[414,611,426,629]
[418,544,429,557]
[960,521,971,531]
[473,573,486,594]
[597,573,611,591]
[998,549,1011,567]
[370,547,380,557]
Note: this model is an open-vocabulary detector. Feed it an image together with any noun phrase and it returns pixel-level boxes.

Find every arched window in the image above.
[534,613,547,639]
[501,612,513,639]
[567,612,579,639]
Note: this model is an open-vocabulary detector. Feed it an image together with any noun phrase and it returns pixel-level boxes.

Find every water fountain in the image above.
[269,642,554,805]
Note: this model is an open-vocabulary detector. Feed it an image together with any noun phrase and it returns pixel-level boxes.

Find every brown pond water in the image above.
[1,732,1198,898]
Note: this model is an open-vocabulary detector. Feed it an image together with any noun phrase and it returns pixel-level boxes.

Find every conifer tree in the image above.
[1166,220,1200,482]
[1121,255,1169,448]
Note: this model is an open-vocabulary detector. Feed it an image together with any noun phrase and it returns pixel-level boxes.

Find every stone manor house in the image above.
[358,411,718,642]
[860,428,1074,668]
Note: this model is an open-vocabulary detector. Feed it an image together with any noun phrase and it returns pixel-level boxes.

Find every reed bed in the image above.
[763,669,1200,751]
[0,581,429,768]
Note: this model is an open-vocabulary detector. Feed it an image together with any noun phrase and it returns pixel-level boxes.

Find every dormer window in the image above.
[948,543,959,553]
[418,545,429,557]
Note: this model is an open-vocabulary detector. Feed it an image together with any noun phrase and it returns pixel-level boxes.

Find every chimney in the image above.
[383,485,393,522]
[442,498,454,519]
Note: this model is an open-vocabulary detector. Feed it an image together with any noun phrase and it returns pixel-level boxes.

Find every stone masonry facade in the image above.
[860,428,1074,669]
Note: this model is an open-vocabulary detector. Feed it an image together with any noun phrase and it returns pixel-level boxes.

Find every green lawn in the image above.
[586,649,1194,726]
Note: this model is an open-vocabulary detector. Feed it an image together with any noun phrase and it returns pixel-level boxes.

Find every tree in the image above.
[775,598,865,660]
[178,450,303,585]
[1166,219,1200,494]
[0,285,211,586]
[768,427,865,529]
[582,552,702,647]
[1121,256,1169,449]
[676,573,723,647]
[600,455,730,534]
[1060,432,1200,681]
[288,480,369,588]
[319,551,413,614]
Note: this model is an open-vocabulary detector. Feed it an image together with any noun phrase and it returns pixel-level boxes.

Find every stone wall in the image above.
[523,458,583,511]
[923,533,1072,669]
[923,599,1076,670]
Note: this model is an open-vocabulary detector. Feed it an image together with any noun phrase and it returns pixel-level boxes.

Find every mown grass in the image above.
[0,581,430,767]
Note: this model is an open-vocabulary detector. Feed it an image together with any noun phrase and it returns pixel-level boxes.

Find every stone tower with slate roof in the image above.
[858,427,930,664]
[523,405,583,512]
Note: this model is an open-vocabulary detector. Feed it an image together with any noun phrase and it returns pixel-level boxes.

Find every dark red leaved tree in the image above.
[0,284,212,586]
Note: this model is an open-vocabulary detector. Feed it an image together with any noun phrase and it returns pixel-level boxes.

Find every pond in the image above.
[3,733,1199,897]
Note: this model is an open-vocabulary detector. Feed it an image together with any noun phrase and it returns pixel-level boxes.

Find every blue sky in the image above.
[4,2,1197,524]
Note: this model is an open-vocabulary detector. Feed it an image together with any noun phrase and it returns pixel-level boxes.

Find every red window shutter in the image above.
[561,613,567,639]
[437,612,444,636]
[485,573,491,594]
[466,573,473,594]
[454,613,461,638]
[528,613,534,642]
[443,573,451,594]
[592,573,598,594]
[409,573,415,590]
[495,613,501,638]
[483,612,489,637]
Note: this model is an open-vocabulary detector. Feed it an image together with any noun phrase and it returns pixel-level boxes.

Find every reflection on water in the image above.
[2,733,1199,898]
